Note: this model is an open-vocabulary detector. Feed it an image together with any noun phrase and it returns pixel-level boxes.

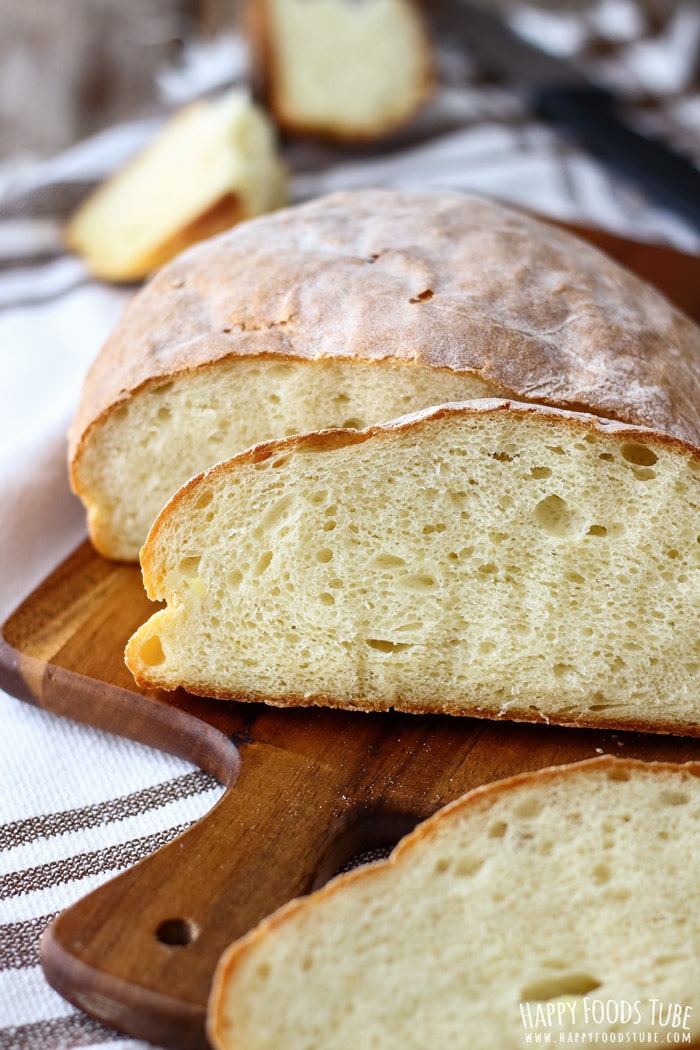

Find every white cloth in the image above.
[1,4,699,1047]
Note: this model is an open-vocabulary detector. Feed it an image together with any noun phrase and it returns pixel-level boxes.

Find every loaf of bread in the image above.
[208,756,700,1049]
[69,190,700,561]
[245,0,434,141]
[65,89,287,282]
[125,398,700,733]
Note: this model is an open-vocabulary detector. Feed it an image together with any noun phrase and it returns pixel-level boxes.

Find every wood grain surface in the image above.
[1,227,699,1049]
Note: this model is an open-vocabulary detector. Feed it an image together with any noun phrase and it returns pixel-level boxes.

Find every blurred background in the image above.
[1,1,698,166]
[0,0,236,161]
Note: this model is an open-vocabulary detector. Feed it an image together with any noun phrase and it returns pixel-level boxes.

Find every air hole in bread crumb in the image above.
[659,790,690,806]
[553,663,578,681]
[546,445,566,455]
[529,466,552,479]
[492,451,513,462]
[370,553,406,570]
[316,548,333,563]
[342,418,364,430]
[253,551,273,577]
[455,855,484,877]
[514,797,544,819]
[319,593,335,606]
[179,556,201,577]
[534,495,577,538]
[606,767,631,782]
[587,525,607,537]
[565,572,586,584]
[488,821,508,838]
[261,495,293,530]
[366,638,412,654]
[194,490,213,510]
[592,862,611,884]
[521,974,601,1002]
[156,406,171,423]
[604,887,632,901]
[139,635,165,667]
[272,456,289,469]
[397,574,437,593]
[434,858,450,873]
[622,442,658,466]
[599,452,615,462]
[655,954,686,966]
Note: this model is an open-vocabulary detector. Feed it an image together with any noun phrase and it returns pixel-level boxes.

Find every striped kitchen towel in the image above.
[1,3,699,1047]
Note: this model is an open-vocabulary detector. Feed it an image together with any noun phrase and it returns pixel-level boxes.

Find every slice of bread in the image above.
[65,89,287,282]
[207,756,700,1050]
[68,190,700,561]
[125,399,700,734]
[245,0,434,140]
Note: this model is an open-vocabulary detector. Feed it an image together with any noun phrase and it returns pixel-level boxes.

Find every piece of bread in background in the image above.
[208,757,700,1050]
[65,89,287,282]
[124,400,700,734]
[246,0,434,140]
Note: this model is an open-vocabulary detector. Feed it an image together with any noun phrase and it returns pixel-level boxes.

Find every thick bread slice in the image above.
[245,0,433,140]
[207,756,700,1050]
[65,89,287,282]
[125,399,700,734]
[69,190,700,561]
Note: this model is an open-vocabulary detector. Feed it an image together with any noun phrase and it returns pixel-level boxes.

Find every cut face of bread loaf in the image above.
[207,757,700,1050]
[245,0,433,140]
[125,399,700,734]
[74,359,496,561]
[65,89,287,282]
[69,190,700,561]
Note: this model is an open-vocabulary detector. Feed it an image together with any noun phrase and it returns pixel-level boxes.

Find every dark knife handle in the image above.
[536,86,700,233]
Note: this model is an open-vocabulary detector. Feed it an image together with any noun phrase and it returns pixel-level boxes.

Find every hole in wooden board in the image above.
[155,917,198,946]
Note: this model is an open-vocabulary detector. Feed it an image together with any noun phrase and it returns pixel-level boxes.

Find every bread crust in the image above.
[133,397,700,736]
[207,755,700,1049]
[243,0,435,142]
[69,190,700,484]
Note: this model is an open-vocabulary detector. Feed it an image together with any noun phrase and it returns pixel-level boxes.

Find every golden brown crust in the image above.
[68,190,700,477]
[244,0,435,142]
[128,681,700,739]
[207,755,700,1049]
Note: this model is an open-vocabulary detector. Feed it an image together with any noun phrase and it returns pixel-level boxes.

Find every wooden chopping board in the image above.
[1,223,700,1050]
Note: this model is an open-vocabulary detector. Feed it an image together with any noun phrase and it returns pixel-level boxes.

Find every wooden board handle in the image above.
[40,740,376,1049]
[40,726,421,1050]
